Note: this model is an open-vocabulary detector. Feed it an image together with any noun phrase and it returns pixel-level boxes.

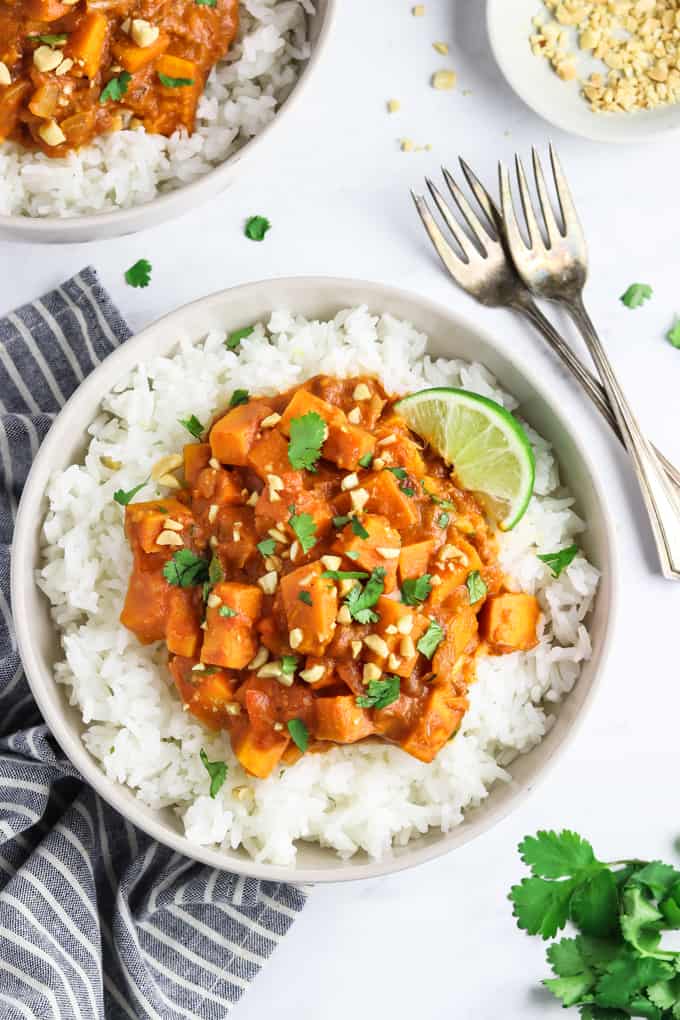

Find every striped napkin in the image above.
[0,268,307,1020]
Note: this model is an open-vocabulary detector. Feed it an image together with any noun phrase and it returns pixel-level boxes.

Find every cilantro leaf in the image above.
[620,283,652,309]
[229,389,249,409]
[257,538,277,557]
[570,870,619,938]
[287,718,309,752]
[620,886,668,958]
[333,515,351,528]
[356,675,400,710]
[421,481,455,509]
[245,215,271,242]
[281,655,298,676]
[288,412,326,471]
[195,0,217,5]
[113,479,147,505]
[358,453,373,469]
[163,549,209,588]
[437,512,449,528]
[667,319,680,349]
[519,830,600,879]
[158,72,194,87]
[544,973,596,1008]
[208,555,223,584]
[124,258,152,288]
[322,570,370,580]
[630,862,680,900]
[225,326,254,350]
[345,567,385,623]
[386,466,414,496]
[548,937,594,978]
[100,71,131,104]
[595,953,673,1009]
[351,517,369,539]
[288,510,317,554]
[298,591,312,606]
[466,570,487,604]
[416,619,444,659]
[510,876,578,939]
[538,545,579,578]
[401,573,432,606]
[218,605,236,618]
[33,32,68,43]
[178,414,204,439]
[199,749,227,798]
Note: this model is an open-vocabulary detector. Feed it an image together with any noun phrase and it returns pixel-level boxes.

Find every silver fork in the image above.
[497,145,680,580]
[412,162,680,495]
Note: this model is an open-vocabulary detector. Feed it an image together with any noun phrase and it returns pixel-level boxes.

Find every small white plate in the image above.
[487,0,680,144]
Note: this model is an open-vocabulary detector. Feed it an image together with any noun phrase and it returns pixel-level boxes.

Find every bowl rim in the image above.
[0,0,336,237]
[10,275,619,884]
[486,0,680,144]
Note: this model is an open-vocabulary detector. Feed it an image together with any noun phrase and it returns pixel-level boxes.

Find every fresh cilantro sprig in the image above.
[101,71,131,105]
[257,538,277,557]
[229,389,249,409]
[386,466,415,497]
[401,573,432,606]
[321,570,370,581]
[287,718,309,752]
[158,72,195,87]
[416,620,444,659]
[199,749,227,798]
[466,570,487,604]
[163,549,209,588]
[245,215,271,241]
[511,829,680,1019]
[178,414,204,439]
[124,258,152,288]
[113,479,147,505]
[225,325,254,350]
[356,675,400,710]
[288,507,317,554]
[345,567,385,623]
[288,412,326,471]
[620,284,652,310]
[538,545,579,578]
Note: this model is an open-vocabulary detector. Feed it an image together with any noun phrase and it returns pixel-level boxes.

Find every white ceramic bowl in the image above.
[487,0,680,144]
[0,1,334,244]
[11,277,617,883]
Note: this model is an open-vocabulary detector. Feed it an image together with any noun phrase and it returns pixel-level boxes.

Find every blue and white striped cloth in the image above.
[0,268,307,1020]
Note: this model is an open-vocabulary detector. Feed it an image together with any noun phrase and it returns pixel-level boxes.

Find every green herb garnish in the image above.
[158,72,195,87]
[199,749,227,798]
[209,556,223,584]
[124,257,152,288]
[113,480,147,505]
[356,675,400,710]
[257,538,277,557]
[178,414,204,439]
[358,452,373,469]
[32,32,68,44]
[288,509,317,554]
[245,215,271,242]
[345,567,385,624]
[195,0,217,5]
[225,325,254,350]
[416,620,444,659]
[333,515,351,528]
[466,570,487,604]
[298,591,312,606]
[386,466,414,496]
[422,481,455,509]
[229,389,249,409]
[281,655,298,675]
[321,570,370,581]
[538,545,579,578]
[667,319,680,349]
[401,573,432,606]
[620,283,652,309]
[350,517,369,539]
[287,718,309,752]
[163,549,210,588]
[218,605,236,618]
[437,512,450,529]
[288,411,326,471]
[101,71,132,105]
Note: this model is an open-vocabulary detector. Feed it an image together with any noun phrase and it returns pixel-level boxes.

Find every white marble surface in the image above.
[3,1,680,1017]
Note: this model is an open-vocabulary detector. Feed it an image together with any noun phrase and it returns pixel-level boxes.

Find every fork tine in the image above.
[514,154,543,250]
[458,157,503,238]
[531,146,562,247]
[549,142,583,238]
[410,191,473,283]
[424,178,478,262]
[440,165,492,255]
[498,162,529,258]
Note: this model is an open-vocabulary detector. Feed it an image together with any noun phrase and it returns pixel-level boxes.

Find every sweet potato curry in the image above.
[120,376,541,779]
[0,0,238,155]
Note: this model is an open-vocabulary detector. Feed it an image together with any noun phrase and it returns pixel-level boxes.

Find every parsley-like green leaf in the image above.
[124,258,152,288]
[195,0,217,5]
[287,718,309,752]
[346,550,360,560]
[629,862,680,900]
[281,655,298,675]
[113,479,147,505]
[32,32,68,43]
[416,620,444,659]
[225,325,254,350]
[245,215,271,241]
[298,591,312,606]
[345,567,385,624]
[595,953,673,1010]
[519,830,600,879]
[356,675,400,710]
[421,480,455,509]
[100,71,132,104]
[163,549,210,588]
[620,283,652,309]
[570,870,619,938]
[437,512,449,529]
[321,570,370,581]
[619,886,667,958]
[401,573,432,606]
[208,556,223,585]
[287,412,326,471]
[257,538,277,557]
[538,545,579,578]
[358,453,373,469]
[288,510,317,554]
[510,876,578,939]
[386,465,414,496]
[667,319,680,349]
[158,72,194,87]
[544,972,596,1009]
[178,414,204,439]
[350,517,369,539]
[219,605,236,618]
[229,389,249,409]
[199,748,227,798]
[333,515,351,528]
[466,570,487,605]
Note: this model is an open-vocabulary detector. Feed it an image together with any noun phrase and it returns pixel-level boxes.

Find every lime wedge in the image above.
[394,387,535,530]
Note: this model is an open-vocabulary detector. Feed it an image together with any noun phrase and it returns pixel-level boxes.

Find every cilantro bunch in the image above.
[510,830,680,1019]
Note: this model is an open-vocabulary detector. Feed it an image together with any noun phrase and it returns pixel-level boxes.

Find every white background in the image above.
[3,2,680,1018]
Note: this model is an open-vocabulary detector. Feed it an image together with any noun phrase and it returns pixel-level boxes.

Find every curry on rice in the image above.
[120,376,541,780]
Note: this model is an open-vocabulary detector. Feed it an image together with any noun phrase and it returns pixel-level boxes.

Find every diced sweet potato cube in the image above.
[280,561,337,656]
[364,470,419,532]
[166,588,202,658]
[201,581,263,669]
[193,467,243,512]
[372,693,420,742]
[432,608,478,678]
[66,11,108,78]
[247,429,291,480]
[254,472,304,533]
[231,724,289,779]
[257,616,291,657]
[120,567,170,644]
[209,401,274,466]
[368,597,428,677]
[480,593,540,653]
[375,424,427,477]
[400,686,468,763]
[0,81,31,142]
[124,498,192,555]
[314,696,375,743]
[303,656,336,690]
[428,535,483,607]
[279,388,375,470]
[184,443,211,487]
[112,30,169,73]
[399,539,435,583]
[157,53,197,88]
[333,514,400,592]
[169,657,237,730]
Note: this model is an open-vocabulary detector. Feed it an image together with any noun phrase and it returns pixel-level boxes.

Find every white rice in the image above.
[38,307,599,865]
[0,0,312,218]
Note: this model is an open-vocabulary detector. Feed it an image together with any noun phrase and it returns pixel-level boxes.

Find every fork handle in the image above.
[514,296,680,491]
[567,296,680,580]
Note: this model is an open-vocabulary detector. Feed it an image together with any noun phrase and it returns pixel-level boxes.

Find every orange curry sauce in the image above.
[0,0,238,155]
[120,376,541,779]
